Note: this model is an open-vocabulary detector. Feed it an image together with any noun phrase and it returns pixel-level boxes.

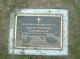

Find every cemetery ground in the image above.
[0,0,80,59]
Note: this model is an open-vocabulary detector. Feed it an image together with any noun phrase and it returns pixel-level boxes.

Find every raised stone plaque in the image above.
[9,9,68,55]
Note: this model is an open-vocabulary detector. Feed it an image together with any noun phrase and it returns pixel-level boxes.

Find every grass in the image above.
[0,0,80,59]
[63,0,72,4]
[75,4,80,17]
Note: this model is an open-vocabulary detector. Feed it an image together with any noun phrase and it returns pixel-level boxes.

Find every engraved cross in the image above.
[37,16,41,23]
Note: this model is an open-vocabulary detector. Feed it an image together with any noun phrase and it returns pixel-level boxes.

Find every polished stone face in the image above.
[14,15,62,49]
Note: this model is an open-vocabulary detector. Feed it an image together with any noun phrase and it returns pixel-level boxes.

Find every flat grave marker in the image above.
[8,9,68,55]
